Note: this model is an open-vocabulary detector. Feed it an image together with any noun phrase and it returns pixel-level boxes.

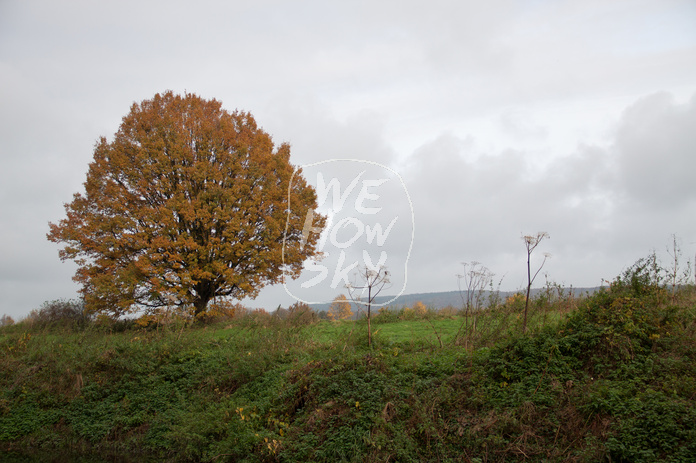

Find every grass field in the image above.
[1,257,695,462]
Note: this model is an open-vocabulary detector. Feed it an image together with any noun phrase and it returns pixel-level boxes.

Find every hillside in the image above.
[1,260,694,462]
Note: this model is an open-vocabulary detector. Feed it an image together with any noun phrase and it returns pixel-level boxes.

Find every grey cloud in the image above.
[2,1,695,318]
[399,91,696,294]
[262,96,397,167]
[614,92,696,208]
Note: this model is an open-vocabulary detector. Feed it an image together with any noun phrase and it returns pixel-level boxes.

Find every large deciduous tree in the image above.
[48,91,325,317]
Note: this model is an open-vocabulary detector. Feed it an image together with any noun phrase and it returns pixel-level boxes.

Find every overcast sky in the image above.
[2,0,696,320]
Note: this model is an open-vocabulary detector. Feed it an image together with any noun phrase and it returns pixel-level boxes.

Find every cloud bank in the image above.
[1,0,695,318]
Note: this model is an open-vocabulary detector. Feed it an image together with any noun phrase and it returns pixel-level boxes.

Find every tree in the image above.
[48,91,325,317]
[346,266,390,347]
[522,232,550,333]
[327,294,353,321]
[412,301,427,316]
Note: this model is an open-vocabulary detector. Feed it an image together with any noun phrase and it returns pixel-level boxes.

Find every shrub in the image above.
[0,314,14,327]
[504,292,526,309]
[26,299,91,329]
[437,305,459,318]
[286,301,318,327]
[605,392,696,462]
[611,252,668,299]
[412,301,428,316]
[240,308,274,328]
[134,306,192,329]
[372,306,400,324]
[195,300,246,325]
[400,306,417,321]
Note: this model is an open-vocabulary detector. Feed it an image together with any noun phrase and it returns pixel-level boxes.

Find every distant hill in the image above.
[310,287,601,313]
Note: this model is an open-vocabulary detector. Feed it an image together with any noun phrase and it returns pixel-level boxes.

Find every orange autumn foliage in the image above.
[412,301,427,316]
[327,294,353,321]
[48,91,325,317]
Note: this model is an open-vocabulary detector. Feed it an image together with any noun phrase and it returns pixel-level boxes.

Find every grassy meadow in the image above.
[1,256,695,462]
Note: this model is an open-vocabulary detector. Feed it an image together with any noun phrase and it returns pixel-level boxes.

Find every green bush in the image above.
[605,391,696,462]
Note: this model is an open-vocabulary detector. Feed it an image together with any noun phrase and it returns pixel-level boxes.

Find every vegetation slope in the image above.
[1,256,695,462]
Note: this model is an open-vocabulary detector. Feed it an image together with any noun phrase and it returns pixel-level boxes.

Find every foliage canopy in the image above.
[48,91,324,316]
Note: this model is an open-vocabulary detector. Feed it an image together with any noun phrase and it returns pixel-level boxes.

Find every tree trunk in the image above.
[193,282,214,316]
[193,297,210,316]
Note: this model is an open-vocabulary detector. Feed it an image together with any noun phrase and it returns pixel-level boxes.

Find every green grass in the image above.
[2,260,695,462]
[374,318,458,344]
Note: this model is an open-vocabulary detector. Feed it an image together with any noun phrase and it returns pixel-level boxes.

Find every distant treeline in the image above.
[310,287,601,313]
